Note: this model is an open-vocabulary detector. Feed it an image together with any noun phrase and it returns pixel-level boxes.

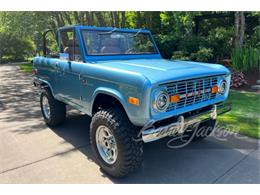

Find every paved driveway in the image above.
[0,64,259,183]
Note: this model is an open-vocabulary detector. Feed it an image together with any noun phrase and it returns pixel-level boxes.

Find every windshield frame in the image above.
[78,27,161,61]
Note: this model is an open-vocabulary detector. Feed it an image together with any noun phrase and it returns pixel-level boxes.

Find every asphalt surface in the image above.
[0,64,259,184]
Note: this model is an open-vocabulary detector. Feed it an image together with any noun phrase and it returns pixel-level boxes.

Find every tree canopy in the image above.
[0,11,259,69]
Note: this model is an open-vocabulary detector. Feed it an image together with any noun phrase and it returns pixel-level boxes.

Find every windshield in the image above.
[81,30,158,56]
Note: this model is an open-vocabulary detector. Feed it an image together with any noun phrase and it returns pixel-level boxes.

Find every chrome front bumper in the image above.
[142,103,231,143]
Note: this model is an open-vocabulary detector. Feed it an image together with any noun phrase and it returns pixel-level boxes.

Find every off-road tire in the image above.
[40,88,66,127]
[90,108,143,177]
[184,119,216,141]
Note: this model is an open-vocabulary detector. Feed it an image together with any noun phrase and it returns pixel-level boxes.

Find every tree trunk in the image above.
[95,12,106,26]
[114,12,119,28]
[121,12,126,28]
[136,11,142,28]
[73,11,81,24]
[53,12,65,28]
[234,12,245,48]
[110,12,115,27]
[239,12,245,47]
[90,12,94,26]
[84,12,93,25]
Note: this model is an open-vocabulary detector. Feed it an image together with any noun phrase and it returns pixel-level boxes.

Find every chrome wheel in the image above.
[96,125,118,165]
[42,95,50,119]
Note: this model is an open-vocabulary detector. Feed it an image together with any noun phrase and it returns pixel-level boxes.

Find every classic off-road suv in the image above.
[33,25,231,177]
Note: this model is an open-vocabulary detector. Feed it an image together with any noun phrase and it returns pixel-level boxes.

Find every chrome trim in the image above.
[42,95,50,119]
[152,88,170,112]
[142,103,231,143]
[96,125,118,165]
[163,75,219,112]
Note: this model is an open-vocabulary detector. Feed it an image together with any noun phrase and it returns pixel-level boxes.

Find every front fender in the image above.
[90,86,151,127]
[91,87,129,115]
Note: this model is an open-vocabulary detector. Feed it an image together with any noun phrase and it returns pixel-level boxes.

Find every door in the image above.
[56,28,83,106]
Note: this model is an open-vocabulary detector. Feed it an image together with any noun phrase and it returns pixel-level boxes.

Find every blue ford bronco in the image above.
[33,25,231,177]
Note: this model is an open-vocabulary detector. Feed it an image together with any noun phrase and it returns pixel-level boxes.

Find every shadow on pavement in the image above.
[49,112,259,184]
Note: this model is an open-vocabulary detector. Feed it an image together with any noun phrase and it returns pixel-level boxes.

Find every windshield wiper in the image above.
[98,28,117,35]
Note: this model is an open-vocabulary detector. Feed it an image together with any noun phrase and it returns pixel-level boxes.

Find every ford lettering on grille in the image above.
[163,76,219,111]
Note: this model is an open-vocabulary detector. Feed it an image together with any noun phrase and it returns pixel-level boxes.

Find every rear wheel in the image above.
[40,88,66,127]
[90,108,143,177]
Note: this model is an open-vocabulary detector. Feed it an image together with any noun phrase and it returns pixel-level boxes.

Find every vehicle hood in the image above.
[97,59,230,84]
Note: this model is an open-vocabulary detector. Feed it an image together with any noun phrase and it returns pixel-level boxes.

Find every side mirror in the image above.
[59,53,69,61]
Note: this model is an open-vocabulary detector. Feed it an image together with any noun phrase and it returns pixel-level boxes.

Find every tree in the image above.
[0,11,259,63]
[234,11,245,48]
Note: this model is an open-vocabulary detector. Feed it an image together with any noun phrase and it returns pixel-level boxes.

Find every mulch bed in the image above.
[220,59,260,94]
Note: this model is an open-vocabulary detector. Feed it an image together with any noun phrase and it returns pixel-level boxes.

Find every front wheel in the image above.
[90,108,143,177]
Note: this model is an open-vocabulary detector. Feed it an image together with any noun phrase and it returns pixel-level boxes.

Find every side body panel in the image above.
[56,60,82,105]
[33,56,152,126]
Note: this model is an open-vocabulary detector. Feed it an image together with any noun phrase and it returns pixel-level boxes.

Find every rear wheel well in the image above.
[92,94,126,116]
[34,81,53,95]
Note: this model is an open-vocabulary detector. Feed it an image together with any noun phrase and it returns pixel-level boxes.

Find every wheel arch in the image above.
[91,88,131,120]
[34,78,55,96]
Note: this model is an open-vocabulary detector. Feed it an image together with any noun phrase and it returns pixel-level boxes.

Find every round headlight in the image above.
[153,90,170,112]
[219,80,227,94]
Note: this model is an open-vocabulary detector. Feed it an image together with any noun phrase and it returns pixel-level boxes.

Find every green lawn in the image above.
[218,90,260,138]
[19,63,33,73]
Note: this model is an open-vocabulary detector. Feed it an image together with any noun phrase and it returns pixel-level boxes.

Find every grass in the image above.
[218,90,260,138]
[19,63,33,73]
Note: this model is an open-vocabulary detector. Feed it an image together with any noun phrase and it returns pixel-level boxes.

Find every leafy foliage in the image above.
[0,30,35,63]
[207,27,234,60]
[190,47,213,62]
[171,51,190,61]
[155,34,180,59]
[245,26,260,48]
[0,11,259,67]
[231,47,260,71]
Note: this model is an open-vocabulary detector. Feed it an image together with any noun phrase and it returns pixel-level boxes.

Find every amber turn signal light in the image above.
[211,86,218,94]
[128,97,140,106]
[170,94,180,103]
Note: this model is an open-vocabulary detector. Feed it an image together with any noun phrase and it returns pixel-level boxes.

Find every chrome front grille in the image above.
[163,76,219,112]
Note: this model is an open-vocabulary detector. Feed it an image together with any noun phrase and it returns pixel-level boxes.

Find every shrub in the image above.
[0,31,35,63]
[190,47,213,62]
[229,67,247,88]
[178,36,208,54]
[220,59,247,88]
[207,27,233,60]
[231,47,260,71]
[171,51,190,61]
[245,26,260,48]
[154,34,180,59]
